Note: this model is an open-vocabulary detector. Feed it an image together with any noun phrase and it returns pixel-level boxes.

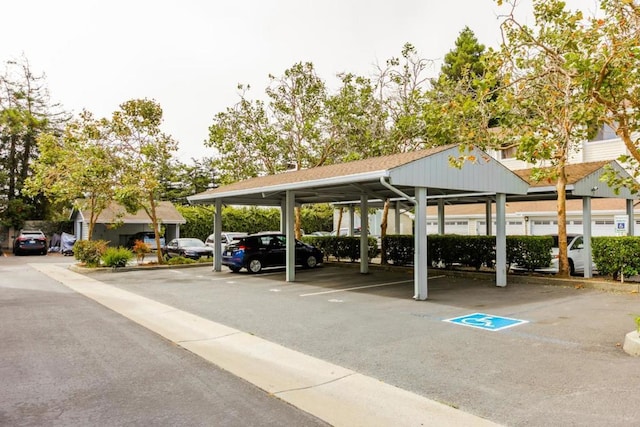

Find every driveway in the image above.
[79,262,640,426]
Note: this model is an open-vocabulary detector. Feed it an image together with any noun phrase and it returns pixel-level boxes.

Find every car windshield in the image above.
[180,239,205,247]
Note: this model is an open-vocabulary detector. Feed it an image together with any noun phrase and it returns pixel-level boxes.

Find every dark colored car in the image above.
[13,230,47,256]
[126,232,165,250]
[162,238,213,260]
[222,232,323,273]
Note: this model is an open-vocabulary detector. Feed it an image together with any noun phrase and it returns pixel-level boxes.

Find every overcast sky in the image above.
[1,0,595,162]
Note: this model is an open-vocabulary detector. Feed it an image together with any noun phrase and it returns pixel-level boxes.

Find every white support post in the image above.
[286,190,296,282]
[348,206,355,236]
[437,199,445,235]
[486,199,493,236]
[213,199,222,272]
[583,197,593,278]
[415,187,428,300]
[627,199,635,236]
[395,201,401,234]
[360,195,369,274]
[280,198,287,233]
[495,193,507,287]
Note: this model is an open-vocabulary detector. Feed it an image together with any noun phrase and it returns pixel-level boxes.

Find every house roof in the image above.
[74,201,186,225]
[187,144,530,206]
[509,160,637,200]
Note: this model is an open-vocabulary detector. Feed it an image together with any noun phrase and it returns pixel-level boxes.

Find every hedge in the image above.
[592,236,640,279]
[301,236,378,262]
[380,234,553,271]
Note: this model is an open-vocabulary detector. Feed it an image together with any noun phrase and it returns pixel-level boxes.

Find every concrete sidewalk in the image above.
[33,263,498,427]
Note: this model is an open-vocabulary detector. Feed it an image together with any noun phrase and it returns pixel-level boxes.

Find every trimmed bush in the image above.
[166,256,197,265]
[506,235,553,271]
[301,235,378,262]
[74,240,108,267]
[592,236,640,279]
[102,247,134,268]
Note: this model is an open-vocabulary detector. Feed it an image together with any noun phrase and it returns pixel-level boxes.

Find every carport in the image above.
[188,144,530,300]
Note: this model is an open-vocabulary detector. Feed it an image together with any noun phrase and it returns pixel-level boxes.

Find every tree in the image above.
[0,56,67,226]
[577,0,640,193]
[160,157,218,203]
[24,111,118,239]
[111,99,178,264]
[440,27,487,83]
[495,0,598,275]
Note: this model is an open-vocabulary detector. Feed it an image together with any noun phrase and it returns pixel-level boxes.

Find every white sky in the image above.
[1,0,595,162]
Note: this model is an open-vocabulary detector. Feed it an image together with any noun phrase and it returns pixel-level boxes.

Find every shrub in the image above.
[102,247,134,268]
[301,235,378,262]
[132,239,151,264]
[166,256,196,265]
[592,236,640,279]
[506,236,553,271]
[74,240,108,267]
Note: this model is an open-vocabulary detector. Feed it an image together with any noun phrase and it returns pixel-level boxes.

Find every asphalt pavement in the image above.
[5,254,640,426]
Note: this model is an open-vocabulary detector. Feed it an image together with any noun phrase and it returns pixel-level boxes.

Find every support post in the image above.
[348,206,355,236]
[280,199,287,233]
[495,193,507,287]
[583,197,593,278]
[360,195,369,274]
[627,199,635,237]
[486,198,493,236]
[286,190,296,282]
[415,187,428,300]
[213,199,222,272]
[395,201,401,234]
[437,199,445,235]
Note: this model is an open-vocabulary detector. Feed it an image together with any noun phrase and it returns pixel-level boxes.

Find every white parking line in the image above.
[299,275,446,297]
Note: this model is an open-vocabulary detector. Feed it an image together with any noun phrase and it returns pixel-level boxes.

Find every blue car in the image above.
[222,232,323,273]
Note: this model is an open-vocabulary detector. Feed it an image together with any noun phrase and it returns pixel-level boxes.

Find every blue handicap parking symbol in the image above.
[444,313,528,331]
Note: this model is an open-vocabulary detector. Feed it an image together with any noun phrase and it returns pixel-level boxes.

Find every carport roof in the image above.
[187,144,530,206]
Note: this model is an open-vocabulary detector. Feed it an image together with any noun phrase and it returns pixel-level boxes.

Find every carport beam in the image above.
[214,199,222,272]
[360,195,369,274]
[286,190,296,282]
[583,197,593,278]
[495,193,507,287]
[627,199,635,236]
[414,187,428,300]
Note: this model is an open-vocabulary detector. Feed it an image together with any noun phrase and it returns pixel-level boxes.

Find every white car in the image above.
[513,234,596,275]
[205,232,247,249]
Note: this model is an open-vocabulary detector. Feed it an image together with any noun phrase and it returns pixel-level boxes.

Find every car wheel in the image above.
[568,259,576,276]
[248,258,263,273]
[304,255,318,268]
[229,266,241,273]
[41,250,47,256]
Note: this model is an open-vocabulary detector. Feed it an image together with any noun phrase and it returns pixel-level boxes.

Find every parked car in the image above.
[222,232,323,273]
[307,231,331,236]
[512,234,596,275]
[126,232,165,250]
[204,232,247,249]
[13,230,47,256]
[162,238,214,260]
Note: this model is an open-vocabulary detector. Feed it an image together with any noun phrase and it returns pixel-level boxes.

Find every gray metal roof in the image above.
[187,144,530,206]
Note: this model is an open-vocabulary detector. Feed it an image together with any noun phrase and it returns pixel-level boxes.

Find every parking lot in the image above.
[79,261,640,426]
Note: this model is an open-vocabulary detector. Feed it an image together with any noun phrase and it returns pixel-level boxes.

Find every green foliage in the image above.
[636,315,640,334]
[166,256,196,265]
[73,239,108,267]
[0,198,34,229]
[592,237,640,279]
[300,204,333,233]
[381,234,552,271]
[506,236,553,271]
[101,247,133,268]
[440,26,487,83]
[301,236,378,262]
[176,205,214,241]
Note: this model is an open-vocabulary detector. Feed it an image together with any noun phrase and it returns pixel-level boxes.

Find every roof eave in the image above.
[187,170,390,204]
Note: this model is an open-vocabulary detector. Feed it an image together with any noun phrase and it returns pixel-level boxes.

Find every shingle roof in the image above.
[195,145,453,196]
[513,161,610,187]
[77,201,186,224]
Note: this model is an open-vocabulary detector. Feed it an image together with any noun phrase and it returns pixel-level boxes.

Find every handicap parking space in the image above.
[87,263,640,426]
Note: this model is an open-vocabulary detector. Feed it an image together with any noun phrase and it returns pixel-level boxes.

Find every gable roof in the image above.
[188,144,529,206]
[512,160,637,200]
[73,201,186,224]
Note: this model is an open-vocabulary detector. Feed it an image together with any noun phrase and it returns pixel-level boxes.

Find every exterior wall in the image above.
[74,222,181,247]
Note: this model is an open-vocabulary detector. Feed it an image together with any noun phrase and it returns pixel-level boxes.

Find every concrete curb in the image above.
[32,263,500,427]
[623,331,640,356]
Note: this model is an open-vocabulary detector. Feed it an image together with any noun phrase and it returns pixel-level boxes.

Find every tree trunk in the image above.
[294,206,302,239]
[556,163,569,276]
[380,199,389,264]
[148,195,164,264]
[336,207,344,234]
